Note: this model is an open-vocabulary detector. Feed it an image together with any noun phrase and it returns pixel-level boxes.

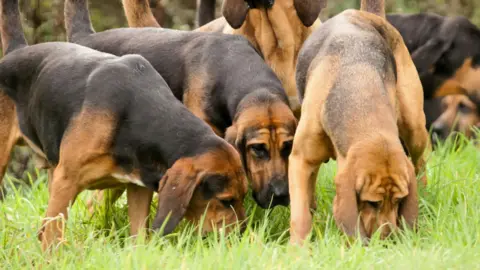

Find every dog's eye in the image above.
[367,201,380,208]
[250,143,269,159]
[220,198,235,208]
[458,102,472,114]
[281,141,293,157]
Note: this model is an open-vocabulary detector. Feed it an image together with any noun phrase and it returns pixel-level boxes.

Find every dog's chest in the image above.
[111,172,146,187]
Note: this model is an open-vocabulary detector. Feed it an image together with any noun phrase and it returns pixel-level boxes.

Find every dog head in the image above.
[152,142,248,235]
[431,94,480,143]
[225,96,296,208]
[333,138,418,240]
[222,0,326,29]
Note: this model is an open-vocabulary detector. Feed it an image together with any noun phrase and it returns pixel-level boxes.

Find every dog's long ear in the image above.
[225,124,247,166]
[410,19,458,76]
[398,162,418,229]
[152,159,200,235]
[222,0,249,29]
[333,170,368,241]
[294,0,326,27]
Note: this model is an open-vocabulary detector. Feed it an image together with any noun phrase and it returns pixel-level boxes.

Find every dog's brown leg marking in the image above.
[393,43,429,186]
[0,92,20,184]
[289,103,332,245]
[40,108,116,251]
[127,184,153,236]
[41,165,81,251]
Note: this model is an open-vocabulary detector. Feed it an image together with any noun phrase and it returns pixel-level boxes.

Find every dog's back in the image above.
[297,10,398,155]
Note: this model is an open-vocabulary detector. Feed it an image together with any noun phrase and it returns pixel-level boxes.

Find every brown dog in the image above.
[289,5,428,244]
[0,0,247,251]
[429,95,480,143]
[123,0,326,118]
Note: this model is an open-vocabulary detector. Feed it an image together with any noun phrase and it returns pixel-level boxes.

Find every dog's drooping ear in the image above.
[222,0,249,29]
[225,125,247,167]
[294,0,326,27]
[152,159,199,235]
[398,162,419,230]
[333,170,368,242]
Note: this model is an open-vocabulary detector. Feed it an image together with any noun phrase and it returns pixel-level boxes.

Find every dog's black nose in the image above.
[269,179,289,197]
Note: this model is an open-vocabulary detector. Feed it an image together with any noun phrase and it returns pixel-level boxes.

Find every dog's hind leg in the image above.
[394,43,429,186]
[127,184,153,237]
[0,93,21,187]
[40,108,117,251]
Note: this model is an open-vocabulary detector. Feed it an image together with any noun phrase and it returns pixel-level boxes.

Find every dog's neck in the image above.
[231,7,313,65]
[360,0,385,18]
[226,5,318,116]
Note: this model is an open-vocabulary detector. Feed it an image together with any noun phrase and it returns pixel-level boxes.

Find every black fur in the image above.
[387,13,480,100]
[65,0,288,137]
[0,43,226,191]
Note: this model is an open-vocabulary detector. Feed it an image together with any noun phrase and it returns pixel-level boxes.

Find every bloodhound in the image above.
[0,0,247,251]
[289,4,428,244]
[66,0,296,209]
[425,94,480,143]
[387,13,480,104]
[123,0,326,118]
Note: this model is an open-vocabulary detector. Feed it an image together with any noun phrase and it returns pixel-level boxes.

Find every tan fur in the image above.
[0,92,22,185]
[450,58,480,101]
[227,102,296,198]
[289,10,427,245]
[183,71,223,136]
[434,79,467,97]
[180,151,248,234]
[121,0,160,28]
[195,1,323,118]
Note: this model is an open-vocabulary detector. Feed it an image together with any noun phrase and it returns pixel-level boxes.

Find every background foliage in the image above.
[12,0,480,45]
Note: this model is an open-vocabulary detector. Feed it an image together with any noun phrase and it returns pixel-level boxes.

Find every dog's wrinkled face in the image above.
[356,173,408,238]
[152,142,248,235]
[226,101,297,208]
[431,94,480,142]
[333,143,417,240]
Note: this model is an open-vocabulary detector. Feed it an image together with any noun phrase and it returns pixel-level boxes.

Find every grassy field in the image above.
[1,135,479,269]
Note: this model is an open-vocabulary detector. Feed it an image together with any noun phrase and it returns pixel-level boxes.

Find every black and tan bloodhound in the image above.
[425,94,480,143]
[0,0,247,251]
[65,0,296,209]
[387,13,480,103]
[289,4,428,244]
[123,0,326,118]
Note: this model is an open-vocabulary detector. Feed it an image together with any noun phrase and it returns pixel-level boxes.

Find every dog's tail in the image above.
[360,0,385,19]
[121,0,160,28]
[64,0,95,43]
[0,0,27,56]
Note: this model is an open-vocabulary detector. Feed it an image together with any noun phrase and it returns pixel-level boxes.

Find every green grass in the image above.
[1,135,479,269]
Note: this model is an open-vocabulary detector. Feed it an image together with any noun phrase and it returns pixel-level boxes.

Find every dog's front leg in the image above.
[127,184,154,237]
